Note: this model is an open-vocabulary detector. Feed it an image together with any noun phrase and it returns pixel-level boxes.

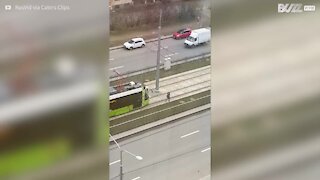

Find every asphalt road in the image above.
[109,110,211,180]
[109,37,210,77]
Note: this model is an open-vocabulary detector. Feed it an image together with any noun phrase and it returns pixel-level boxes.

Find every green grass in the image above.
[110,56,210,86]
[0,138,70,178]
[110,90,210,134]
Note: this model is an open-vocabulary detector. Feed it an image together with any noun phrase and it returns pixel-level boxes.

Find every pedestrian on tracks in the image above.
[166,92,171,102]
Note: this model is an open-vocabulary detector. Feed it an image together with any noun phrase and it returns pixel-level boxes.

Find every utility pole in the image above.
[155,9,162,91]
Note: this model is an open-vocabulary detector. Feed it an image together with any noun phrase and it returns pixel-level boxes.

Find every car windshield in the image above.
[187,36,196,42]
[128,40,134,44]
[177,29,185,34]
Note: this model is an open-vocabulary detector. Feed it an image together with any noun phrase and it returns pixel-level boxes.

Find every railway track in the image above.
[109,66,211,122]
[145,66,211,106]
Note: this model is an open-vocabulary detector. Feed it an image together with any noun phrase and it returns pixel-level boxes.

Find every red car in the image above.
[173,28,192,39]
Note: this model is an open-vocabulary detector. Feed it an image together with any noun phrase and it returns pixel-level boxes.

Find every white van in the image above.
[184,28,211,48]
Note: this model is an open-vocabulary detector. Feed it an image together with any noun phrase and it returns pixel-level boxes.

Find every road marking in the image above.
[167,53,175,57]
[180,130,200,138]
[109,66,124,71]
[199,175,211,180]
[201,147,211,153]
[132,177,141,180]
[109,58,115,61]
[109,159,120,165]
[164,53,176,58]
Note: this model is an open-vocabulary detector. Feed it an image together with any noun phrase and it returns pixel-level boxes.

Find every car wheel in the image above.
[142,44,145,48]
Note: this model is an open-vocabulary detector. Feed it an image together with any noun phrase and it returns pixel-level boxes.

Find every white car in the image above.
[123,38,146,50]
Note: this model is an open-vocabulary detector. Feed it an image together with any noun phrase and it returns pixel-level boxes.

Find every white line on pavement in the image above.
[201,147,211,153]
[199,175,211,180]
[109,58,115,61]
[180,130,200,138]
[131,176,141,180]
[109,160,120,166]
[109,66,124,71]
[165,53,176,57]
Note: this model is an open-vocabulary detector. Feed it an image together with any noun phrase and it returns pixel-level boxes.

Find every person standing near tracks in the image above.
[166,92,171,102]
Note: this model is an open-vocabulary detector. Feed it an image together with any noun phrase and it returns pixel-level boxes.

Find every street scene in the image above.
[108,0,211,179]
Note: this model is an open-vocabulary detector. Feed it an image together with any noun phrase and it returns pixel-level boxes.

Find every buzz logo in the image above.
[278,3,303,13]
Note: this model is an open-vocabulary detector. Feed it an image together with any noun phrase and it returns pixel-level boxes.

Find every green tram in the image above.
[109,81,149,117]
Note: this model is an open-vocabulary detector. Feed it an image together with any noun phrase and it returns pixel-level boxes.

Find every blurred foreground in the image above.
[213,1,320,180]
[0,0,108,179]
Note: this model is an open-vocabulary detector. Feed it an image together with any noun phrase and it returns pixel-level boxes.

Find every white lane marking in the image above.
[201,147,211,153]
[199,175,211,180]
[109,159,120,165]
[132,177,141,180]
[164,53,176,58]
[109,58,115,61]
[167,54,175,57]
[180,130,200,138]
[109,66,124,71]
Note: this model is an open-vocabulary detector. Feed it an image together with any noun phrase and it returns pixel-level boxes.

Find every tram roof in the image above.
[109,81,142,96]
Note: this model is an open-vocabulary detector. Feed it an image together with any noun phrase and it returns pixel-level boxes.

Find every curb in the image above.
[109,35,173,51]
[109,104,210,141]
[110,53,210,81]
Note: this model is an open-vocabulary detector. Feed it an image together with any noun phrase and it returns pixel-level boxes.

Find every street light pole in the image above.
[155,9,162,91]
[120,149,123,180]
[109,134,143,180]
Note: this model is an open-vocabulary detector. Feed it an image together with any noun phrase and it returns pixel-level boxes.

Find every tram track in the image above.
[110,66,211,121]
